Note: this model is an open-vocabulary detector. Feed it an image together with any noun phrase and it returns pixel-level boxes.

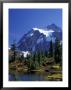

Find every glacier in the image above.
[33,28,54,37]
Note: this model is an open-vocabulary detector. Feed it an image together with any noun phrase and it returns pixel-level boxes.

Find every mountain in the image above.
[17,24,62,53]
[47,24,62,32]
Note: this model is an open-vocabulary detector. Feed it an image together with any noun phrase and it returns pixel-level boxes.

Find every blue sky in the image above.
[9,9,62,47]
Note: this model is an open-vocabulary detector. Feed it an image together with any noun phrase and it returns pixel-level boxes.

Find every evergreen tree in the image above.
[10,41,17,62]
[26,54,31,68]
[49,39,53,57]
[28,53,36,70]
[20,54,24,62]
[54,38,62,63]
[38,51,43,66]
[37,52,40,66]
[58,43,62,65]
[45,50,48,57]
[33,53,37,69]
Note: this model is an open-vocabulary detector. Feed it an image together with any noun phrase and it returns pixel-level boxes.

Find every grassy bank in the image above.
[9,60,62,81]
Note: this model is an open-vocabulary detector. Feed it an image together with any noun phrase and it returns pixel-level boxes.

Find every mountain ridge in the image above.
[17,24,62,53]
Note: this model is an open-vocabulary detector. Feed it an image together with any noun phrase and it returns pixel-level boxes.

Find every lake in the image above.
[9,71,49,81]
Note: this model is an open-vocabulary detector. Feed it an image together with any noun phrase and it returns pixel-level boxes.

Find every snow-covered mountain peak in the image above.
[17,24,62,52]
[33,27,54,37]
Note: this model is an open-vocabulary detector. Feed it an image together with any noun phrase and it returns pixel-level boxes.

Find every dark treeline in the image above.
[9,37,62,70]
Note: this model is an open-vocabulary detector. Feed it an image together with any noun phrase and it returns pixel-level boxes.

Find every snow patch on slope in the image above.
[33,28,54,37]
[9,48,11,50]
[30,33,33,36]
[37,38,43,44]
[21,51,30,57]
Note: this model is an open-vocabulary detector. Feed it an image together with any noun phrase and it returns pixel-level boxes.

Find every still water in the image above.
[9,72,48,81]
